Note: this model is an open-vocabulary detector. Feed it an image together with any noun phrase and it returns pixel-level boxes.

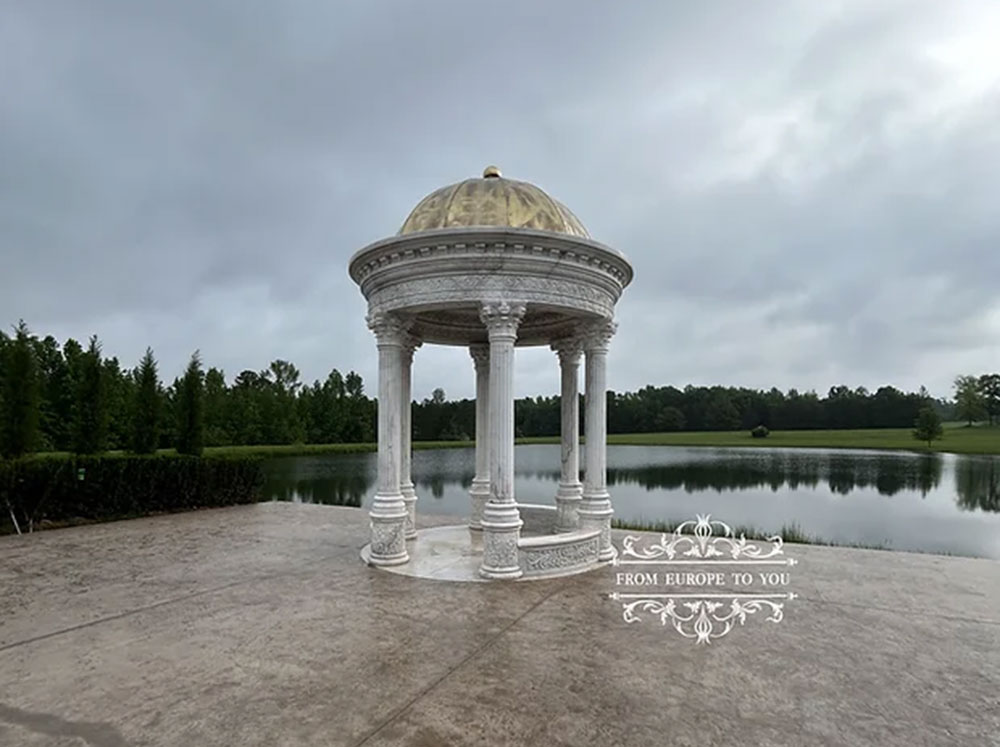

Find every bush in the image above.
[0,454,264,534]
[751,425,770,439]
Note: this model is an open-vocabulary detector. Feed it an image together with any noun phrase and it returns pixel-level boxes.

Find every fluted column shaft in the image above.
[478,302,526,579]
[581,320,617,561]
[366,312,409,566]
[469,344,491,530]
[400,336,421,540]
[551,338,583,532]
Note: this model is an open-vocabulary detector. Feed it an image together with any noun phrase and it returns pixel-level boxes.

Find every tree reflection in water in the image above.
[955,457,1000,512]
[606,451,945,498]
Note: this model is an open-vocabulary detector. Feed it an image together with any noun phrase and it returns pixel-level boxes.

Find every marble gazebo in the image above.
[349,166,633,580]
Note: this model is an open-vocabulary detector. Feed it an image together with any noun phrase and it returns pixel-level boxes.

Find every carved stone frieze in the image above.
[521,536,600,574]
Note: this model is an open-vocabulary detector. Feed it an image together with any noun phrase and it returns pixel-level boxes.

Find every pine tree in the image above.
[71,336,108,454]
[130,348,161,454]
[0,320,41,457]
[175,351,204,456]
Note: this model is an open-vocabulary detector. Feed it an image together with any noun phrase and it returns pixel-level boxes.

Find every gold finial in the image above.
[482,165,502,178]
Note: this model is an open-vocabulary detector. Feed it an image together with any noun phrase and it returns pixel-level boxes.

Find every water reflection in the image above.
[608,452,944,497]
[955,457,1000,512]
[261,445,1000,558]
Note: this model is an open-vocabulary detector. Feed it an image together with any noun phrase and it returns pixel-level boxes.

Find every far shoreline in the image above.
[23,423,1000,460]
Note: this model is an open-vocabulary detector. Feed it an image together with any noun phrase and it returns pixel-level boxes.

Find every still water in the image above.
[263,445,1000,559]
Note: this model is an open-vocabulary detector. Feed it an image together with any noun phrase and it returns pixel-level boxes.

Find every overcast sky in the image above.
[2,0,998,401]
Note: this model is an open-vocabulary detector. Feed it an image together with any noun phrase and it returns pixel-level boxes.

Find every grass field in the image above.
[199,423,1000,457]
[27,423,1000,460]
[604,423,1000,455]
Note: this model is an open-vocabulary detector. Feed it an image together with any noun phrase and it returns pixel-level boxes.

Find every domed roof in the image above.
[398,166,590,238]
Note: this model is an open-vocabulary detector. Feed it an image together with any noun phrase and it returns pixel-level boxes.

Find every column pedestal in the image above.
[479,302,526,579]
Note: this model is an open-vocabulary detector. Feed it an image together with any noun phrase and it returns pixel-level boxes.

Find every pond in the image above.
[262,445,1000,559]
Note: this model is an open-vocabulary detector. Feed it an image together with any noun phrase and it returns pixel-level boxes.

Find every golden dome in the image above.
[398,167,590,238]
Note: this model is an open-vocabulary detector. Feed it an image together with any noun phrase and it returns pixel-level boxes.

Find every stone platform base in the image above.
[361,505,613,582]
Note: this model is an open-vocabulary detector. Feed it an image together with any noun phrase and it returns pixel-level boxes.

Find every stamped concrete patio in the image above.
[0,502,998,746]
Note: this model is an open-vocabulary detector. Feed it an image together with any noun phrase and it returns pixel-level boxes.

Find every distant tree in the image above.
[267,359,304,444]
[655,406,686,432]
[175,351,204,456]
[32,334,70,450]
[0,320,41,457]
[954,375,985,426]
[704,393,740,431]
[912,406,944,448]
[979,374,1000,426]
[71,336,107,454]
[431,387,446,405]
[102,355,132,450]
[203,367,231,446]
[130,348,161,454]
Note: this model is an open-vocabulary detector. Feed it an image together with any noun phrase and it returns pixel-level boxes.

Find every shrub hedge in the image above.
[0,454,265,534]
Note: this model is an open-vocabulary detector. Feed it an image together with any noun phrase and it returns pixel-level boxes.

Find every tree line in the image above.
[0,322,374,457]
[0,321,996,458]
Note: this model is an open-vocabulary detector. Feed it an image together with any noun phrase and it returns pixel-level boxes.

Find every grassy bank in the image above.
[606,423,1000,455]
[25,423,1000,460]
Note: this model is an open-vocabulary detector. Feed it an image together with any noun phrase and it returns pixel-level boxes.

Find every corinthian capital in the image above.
[550,337,583,366]
[479,301,527,340]
[469,343,490,370]
[581,319,618,352]
[401,332,422,363]
[366,311,409,345]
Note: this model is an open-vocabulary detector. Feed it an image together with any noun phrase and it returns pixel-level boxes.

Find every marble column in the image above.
[580,319,617,561]
[478,301,526,579]
[551,337,583,532]
[468,343,490,530]
[399,334,421,540]
[365,312,409,566]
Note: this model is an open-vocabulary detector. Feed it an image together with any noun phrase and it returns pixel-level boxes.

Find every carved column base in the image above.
[369,493,409,565]
[554,482,583,533]
[469,478,490,531]
[578,493,614,561]
[479,501,524,579]
[400,481,418,540]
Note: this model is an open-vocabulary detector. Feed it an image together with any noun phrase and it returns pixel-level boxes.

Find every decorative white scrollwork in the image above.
[611,513,799,643]
[611,594,796,644]
[619,514,795,562]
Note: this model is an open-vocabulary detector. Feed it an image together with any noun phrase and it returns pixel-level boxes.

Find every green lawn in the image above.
[27,423,1000,460]
[605,423,1000,455]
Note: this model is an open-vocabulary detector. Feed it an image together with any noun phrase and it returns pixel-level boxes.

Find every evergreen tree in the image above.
[203,367,231,446]
[0,320,41,457]
[72,336,108,454]
[130,348,161,454]
[175,351,204,456]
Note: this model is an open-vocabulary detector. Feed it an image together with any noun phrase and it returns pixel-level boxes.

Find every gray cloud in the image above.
[1,0,998,400]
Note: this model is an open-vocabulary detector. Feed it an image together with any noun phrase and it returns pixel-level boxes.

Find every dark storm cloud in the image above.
[1,0,997,399]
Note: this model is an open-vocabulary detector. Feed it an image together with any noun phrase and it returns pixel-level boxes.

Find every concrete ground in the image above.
[0,503,998,747]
